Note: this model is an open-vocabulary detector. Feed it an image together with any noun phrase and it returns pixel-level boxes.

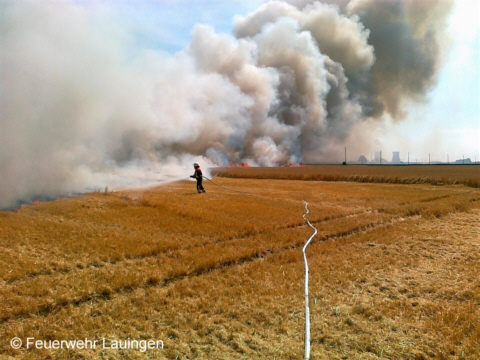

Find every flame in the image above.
[228,163,251,168]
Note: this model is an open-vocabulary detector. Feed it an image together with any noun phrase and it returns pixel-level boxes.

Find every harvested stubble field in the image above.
[1,169,479,359]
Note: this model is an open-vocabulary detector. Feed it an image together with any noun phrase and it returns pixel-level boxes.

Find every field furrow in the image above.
[2,211,399,323]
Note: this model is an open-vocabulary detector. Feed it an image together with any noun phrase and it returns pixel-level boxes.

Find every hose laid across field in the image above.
[201,175,252,194]
[302,200,317,360]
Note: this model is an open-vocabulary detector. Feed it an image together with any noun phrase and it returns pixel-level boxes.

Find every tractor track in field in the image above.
[418,191,473,203]
[420,194,452,202]
[0,212,416,325]
[4,209,370,286]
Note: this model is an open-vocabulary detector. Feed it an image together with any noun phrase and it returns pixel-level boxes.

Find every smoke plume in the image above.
[0,0,452,209]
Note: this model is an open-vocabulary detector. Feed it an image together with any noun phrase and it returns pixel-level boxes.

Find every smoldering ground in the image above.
[0,0,452,209]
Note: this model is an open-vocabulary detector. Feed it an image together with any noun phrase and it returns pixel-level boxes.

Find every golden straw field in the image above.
[1,166,479,359]
[214,164,480,188]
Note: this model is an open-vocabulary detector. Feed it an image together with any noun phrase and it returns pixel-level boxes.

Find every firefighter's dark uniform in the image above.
[191,167,205,193]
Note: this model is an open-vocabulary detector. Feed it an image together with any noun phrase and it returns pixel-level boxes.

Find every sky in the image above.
[390,0,480,163]
[97,0,479,163]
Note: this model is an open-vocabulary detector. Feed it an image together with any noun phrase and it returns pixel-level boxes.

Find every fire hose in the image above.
[154,175,251,194]
[198,175,252,194]
[302,200,317,360]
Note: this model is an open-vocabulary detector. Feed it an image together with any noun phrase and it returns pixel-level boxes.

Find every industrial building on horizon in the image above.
[351,152,478,165]
[391,152,401,164]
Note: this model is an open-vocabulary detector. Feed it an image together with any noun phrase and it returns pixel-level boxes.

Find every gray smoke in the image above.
[0,0,452,209]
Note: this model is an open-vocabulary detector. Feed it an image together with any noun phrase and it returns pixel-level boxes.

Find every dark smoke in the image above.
[236,0,452,119]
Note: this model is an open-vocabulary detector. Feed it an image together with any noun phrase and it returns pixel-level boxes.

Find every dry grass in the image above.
[0,173,479,359]
[214,165,480,188]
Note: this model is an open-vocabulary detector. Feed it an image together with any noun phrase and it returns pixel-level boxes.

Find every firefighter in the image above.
[190,163,206,193]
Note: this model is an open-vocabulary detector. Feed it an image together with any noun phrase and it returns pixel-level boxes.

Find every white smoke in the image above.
[0,0,452,209]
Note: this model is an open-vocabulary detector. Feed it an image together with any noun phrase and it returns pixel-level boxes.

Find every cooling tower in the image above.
[391,152,401,164]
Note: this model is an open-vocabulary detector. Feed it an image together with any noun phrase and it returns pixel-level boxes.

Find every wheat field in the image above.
[214,165,480,187]
[1,170,479,359]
